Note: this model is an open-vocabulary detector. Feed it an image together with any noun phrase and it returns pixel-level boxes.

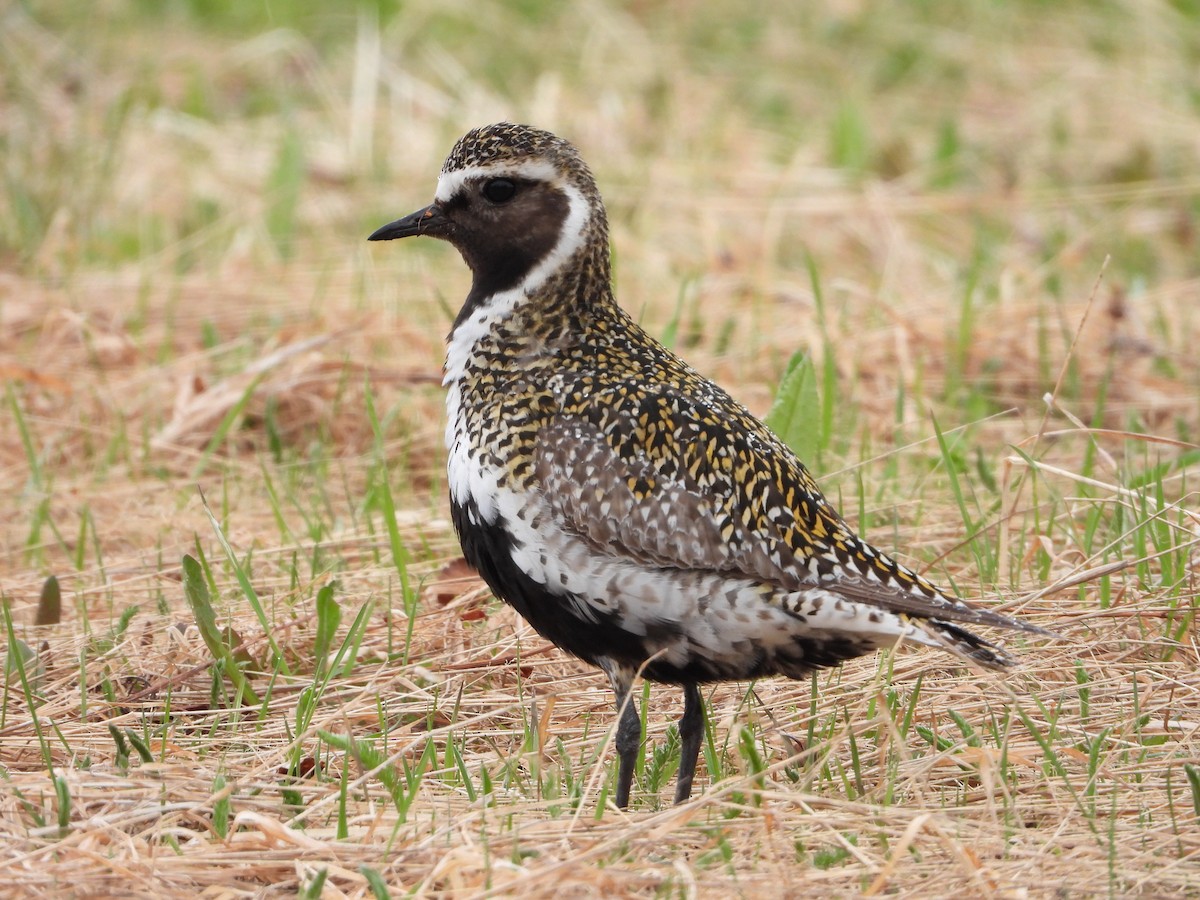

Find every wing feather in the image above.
[532,384,1055,641]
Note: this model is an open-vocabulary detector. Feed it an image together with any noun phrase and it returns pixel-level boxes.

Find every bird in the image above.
[369,123,1056,809]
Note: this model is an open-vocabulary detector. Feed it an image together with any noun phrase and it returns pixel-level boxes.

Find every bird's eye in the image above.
[482,178,517,204]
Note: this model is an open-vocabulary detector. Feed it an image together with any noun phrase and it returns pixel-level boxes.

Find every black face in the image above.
[370,175,571,303]
[444,176,571,299]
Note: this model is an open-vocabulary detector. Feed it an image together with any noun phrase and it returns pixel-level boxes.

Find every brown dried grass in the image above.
[3,3,1200,897]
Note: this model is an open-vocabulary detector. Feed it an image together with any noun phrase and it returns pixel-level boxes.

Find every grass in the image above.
[3,0,1200,896]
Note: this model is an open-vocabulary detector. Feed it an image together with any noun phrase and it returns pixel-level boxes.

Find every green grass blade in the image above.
[181,553,261,706]
[313,581,341,678]
[363,378,417,662]
[197,488,290,675]
[765,352,821,465]
[2,599,52,771]
[360,865,392,900]
[189,371,268,481]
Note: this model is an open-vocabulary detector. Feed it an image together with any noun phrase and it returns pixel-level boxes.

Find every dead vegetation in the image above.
[2,2,1200,897]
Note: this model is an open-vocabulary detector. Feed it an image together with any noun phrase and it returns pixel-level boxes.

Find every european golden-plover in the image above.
[369,123,1054,808]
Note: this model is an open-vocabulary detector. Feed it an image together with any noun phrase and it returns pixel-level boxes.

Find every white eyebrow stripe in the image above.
[434,160,561,203]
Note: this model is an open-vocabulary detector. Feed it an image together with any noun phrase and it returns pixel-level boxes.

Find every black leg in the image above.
[614,687,641,809]
[674,682,705,804]
[602,661,640,809]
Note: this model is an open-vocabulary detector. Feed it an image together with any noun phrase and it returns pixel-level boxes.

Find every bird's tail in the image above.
[920,619,1020,671]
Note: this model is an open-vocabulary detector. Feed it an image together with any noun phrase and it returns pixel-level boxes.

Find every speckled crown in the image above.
[441,123,592,183]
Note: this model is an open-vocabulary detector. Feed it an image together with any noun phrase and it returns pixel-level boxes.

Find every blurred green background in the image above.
[4,5,1200,895]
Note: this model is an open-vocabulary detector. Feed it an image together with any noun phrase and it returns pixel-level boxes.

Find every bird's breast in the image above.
[444,366,555,527]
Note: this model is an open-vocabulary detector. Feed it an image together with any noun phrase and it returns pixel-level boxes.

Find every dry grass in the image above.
[3,2,1200,897]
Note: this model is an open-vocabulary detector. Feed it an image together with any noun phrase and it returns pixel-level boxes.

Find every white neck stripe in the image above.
[435,161,592,298]
[521,179,589,294]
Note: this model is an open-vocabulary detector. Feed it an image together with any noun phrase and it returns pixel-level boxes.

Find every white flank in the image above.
[444,289,524,522]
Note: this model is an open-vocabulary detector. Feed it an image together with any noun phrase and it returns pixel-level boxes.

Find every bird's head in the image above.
[370,123,608,303]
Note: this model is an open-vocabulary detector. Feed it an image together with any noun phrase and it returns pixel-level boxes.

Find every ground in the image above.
[2,2,1199,897]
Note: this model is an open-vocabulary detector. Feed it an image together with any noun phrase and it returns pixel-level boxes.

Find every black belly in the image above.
[451,498,649,669]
